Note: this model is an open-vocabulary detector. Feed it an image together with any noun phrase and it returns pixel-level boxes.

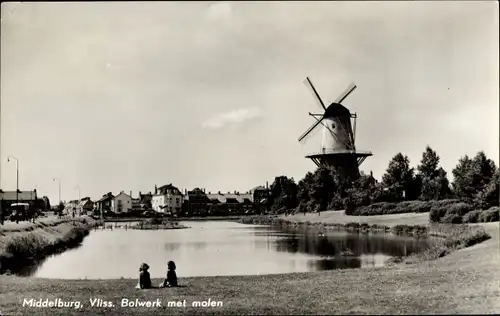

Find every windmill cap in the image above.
[324,103,351,118]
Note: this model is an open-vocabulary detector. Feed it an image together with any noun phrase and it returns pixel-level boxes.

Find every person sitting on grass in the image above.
[137,263,152,289]
[161,261,178,287]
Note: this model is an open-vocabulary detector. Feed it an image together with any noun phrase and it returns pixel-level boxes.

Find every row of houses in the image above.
[0,182,272,217]
[93,183,271,216]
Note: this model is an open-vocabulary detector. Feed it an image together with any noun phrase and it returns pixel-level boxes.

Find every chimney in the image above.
[185,189,187,195]
[234,190,237,194]
[218,191,221,194]
[130,190,132,197]
[155,185,158,194]
[139,191,142,197]
[209,191,211,194]
[266,181,269,189]
[370,171,373,178]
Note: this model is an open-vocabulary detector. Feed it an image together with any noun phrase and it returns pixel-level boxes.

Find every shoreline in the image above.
[239,213,492,264]
[0,212,498,314]
[103,215,247,223]
[0,216,100,274]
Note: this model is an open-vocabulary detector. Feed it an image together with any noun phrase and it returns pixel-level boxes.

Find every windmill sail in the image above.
[298,117,324,142]
[334,83,357,104]
[303,77,327,111]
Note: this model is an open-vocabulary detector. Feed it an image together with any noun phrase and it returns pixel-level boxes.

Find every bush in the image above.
[441,213,463,224]
[478,207,499,222]
[349,200,433,216]
[445,202,473,217]
[462,210,481,223]
[429,208,446,223]
[429,200,474,223]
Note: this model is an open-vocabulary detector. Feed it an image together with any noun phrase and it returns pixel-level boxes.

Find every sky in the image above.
[1,1,498,203]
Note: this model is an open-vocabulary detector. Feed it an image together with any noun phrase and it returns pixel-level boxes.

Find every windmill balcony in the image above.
[306,148,372,156]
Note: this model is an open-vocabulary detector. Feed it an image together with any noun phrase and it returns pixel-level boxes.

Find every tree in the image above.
[381,153,415,202]
[452,152,496,203]
[417,146,451,200]
[482,169,500,208]
[309,166,336,212]
[468,151,496,192]
[452,155,473,199]
[417,146,440,178]
[268,176,299,213]
[296,172,315,212]
[42,196,51,210]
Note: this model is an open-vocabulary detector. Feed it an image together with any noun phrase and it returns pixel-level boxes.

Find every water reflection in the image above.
[272,227,428,259]
[308,257,361,270]
[12,221,430,279]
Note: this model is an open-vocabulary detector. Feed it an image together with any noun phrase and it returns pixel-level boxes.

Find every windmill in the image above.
[298,77,372,180]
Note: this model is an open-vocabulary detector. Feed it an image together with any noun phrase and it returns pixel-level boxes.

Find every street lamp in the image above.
[53,177,61,208]
[74,185,81,215]
[7,156,19,209]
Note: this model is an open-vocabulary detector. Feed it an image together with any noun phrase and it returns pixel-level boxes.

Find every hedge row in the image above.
[433,206,499,224]
[348,200,499,224]
[348,199,461,216]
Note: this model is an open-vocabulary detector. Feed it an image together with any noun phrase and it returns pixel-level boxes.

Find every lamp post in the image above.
[74,185,81,216]
[53,177,61,213]
[7,155,19,210]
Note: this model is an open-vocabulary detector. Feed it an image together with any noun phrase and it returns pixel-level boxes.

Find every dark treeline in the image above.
[265,146,499,220]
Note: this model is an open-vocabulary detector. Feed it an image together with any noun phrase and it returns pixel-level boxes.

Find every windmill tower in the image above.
[298,77,372,180]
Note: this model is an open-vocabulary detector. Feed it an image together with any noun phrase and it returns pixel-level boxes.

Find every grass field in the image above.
[283,210,431,226]
[0,214,498,315]
[0,215,82,233]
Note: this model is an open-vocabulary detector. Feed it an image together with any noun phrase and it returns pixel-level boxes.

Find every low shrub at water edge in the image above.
[391,224,428,237]
[396,223,490,265]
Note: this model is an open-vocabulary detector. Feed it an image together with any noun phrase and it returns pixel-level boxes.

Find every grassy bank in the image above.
[0,223,498,315]
[0,216,100,274]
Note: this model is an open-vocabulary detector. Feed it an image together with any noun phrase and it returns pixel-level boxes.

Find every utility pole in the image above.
[53,178,61,214]
[75,185,81,216]
[7,156,19,219]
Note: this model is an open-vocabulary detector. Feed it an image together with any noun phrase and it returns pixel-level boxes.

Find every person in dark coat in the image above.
[138,263,152,289]
[161,261,178,287]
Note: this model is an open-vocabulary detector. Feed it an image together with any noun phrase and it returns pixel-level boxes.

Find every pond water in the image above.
[20,221,430,279]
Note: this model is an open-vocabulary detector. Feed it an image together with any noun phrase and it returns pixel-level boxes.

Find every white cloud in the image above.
[207,2,232,21]
[202,107,262,129]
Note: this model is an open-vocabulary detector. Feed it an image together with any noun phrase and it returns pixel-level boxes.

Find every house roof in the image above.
[206,193,253,204]
[156,184,183,196]
[115,191,132,199]
[249,185,270,194]
[0,190,37,201]
[97,194,114,202]
[79,199,93,207]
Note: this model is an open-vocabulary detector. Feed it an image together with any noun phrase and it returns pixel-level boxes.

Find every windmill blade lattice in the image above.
[334,82,357,104]
[298,117,324,143]
[303,77,327,111]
